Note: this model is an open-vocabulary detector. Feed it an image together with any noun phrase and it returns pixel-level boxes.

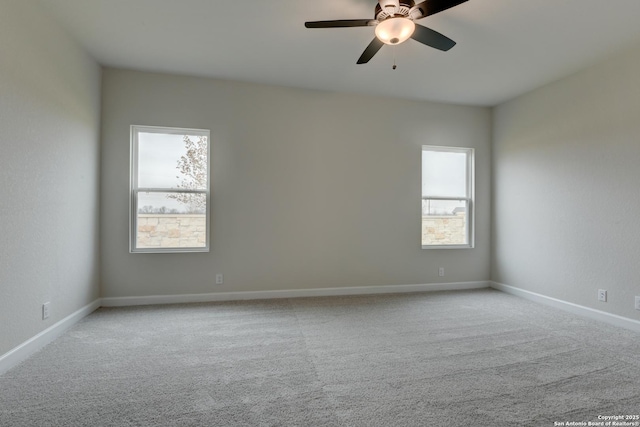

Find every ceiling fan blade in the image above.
[411,24,456,51]
[305,19,375,28]
[357,38,385,64]
[412,0,468,19]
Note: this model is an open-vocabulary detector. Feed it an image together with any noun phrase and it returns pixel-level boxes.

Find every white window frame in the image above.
[130,125,211,253]
[422,145,474,249]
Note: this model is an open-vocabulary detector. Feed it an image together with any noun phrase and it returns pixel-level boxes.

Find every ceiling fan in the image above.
[305,0,468,64]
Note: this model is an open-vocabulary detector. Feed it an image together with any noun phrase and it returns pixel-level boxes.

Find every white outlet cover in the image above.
[635,296,640,310]
[598,290,607,302]
[42,302,50,319]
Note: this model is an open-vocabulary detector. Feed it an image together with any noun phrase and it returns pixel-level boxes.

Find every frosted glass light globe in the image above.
[375,17,415,45]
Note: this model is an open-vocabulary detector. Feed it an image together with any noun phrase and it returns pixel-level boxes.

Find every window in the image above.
[422,145,474,248]
[130,125,210,253]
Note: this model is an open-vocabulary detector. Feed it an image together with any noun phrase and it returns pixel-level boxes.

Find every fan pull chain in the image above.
[392,47,397,70]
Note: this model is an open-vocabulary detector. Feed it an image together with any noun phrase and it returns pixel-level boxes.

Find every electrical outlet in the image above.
[438,267,445,277]
[42,302,50,320]
[215,274,223,285]
[635,296,640,311]
[598,289,607,302]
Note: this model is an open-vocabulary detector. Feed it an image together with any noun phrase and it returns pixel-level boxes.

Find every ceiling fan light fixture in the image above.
[375,17,415,45]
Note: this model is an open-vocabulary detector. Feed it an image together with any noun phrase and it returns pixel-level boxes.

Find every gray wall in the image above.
[0,1,101,355]
[101,69,491,298]
[492,42,640,320]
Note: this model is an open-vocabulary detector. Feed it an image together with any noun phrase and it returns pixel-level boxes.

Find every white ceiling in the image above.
[39,0,640,106]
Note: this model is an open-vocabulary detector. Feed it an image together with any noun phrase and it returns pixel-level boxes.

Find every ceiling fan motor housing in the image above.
[376,0,416,21]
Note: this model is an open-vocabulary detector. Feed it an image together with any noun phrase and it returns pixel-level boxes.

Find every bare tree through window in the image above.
[166,135,208,214]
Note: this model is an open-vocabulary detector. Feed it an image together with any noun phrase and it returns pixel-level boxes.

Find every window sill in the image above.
[130,247,209,254]
[422,244,474,250]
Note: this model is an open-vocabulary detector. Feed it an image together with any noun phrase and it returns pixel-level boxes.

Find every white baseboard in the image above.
[491,281,640,333]
[0,299,101,376]
[101,281,490,307]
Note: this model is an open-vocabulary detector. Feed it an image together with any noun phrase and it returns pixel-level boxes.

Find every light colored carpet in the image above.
[1,289,639,426]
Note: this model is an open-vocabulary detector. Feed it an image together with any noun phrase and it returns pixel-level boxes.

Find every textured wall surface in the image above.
[492,42,640,320]
[0,1,101,356]
[136,215,207,249]
[101,69,491,298]
[422,214,466,246]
